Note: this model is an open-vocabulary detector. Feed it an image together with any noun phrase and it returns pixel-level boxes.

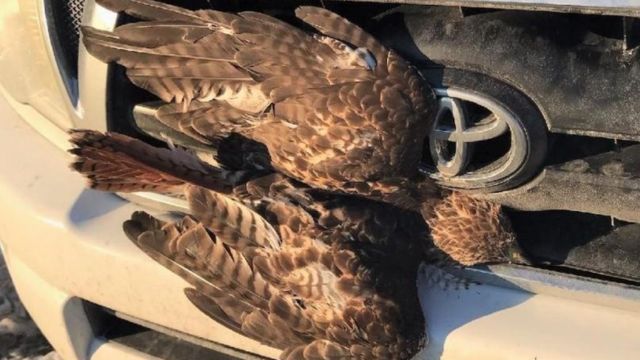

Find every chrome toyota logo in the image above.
[429,88,530,190]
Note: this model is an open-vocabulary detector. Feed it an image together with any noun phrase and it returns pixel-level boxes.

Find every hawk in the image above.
[69,129,528,359]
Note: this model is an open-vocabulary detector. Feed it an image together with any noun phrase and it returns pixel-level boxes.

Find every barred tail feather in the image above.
[68,129,249,194]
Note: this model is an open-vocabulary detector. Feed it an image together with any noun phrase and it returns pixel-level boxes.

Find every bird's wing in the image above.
[95,0,221,22]
[123,211,314,349]
[87,0,366,114]
[122,182,425,358]
[152,101,257,144]
[82,22,260,109]
[85,1,436,190]
[254,193,427,359]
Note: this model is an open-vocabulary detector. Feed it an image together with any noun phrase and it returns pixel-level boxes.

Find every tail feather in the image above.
[69,129,248,194]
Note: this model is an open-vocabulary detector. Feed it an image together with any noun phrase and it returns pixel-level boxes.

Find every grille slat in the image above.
[45,0,86,105]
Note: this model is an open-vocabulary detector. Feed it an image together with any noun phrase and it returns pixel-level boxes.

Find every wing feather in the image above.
[83,3,437,203]
[109,178,428,359]
[127,214,273,307]
[186,185,281,251]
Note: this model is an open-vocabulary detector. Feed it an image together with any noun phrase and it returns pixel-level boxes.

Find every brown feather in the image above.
[186,185,281,250]
[155,101,255,143]
[83,3,439,213]
[68,129,251,194]
[73,4,496,357]
[302,340,351,360]
[112,21,213,47]
[183,288,248,335]
[424,191,519,266]
[130,217,272,307]
[109,168,428,359]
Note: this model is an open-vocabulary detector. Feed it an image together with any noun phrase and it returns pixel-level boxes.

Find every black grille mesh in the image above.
[46,0,86,103]
[55,0,85,55]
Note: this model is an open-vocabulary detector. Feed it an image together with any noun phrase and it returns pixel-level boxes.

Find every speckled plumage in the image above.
[69,1,532,354]
[83,0,438,210]
[422,191,521,266]
[80,2,525,267]
[68,129,530,358]
[71,132,426,359]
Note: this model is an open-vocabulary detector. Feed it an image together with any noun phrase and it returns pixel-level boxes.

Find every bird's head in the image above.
[421,191,531,266]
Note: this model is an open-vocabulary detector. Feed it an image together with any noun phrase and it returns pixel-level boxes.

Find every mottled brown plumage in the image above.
[123,186,427,359]
[70,2,532,356]
[68,129,530,358]
[80,2,523,267]
[83,0,438,210]
[422,191,526,266]
[69,129,526,266]
[68,129,254,194]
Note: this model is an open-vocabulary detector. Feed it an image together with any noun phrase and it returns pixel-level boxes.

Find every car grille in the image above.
[45,0,86,105]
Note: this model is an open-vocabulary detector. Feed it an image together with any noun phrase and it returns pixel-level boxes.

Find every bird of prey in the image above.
[70,2,532,358]
[82,0,439,211]
[69,129,528,359]
[80,1,528,265]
